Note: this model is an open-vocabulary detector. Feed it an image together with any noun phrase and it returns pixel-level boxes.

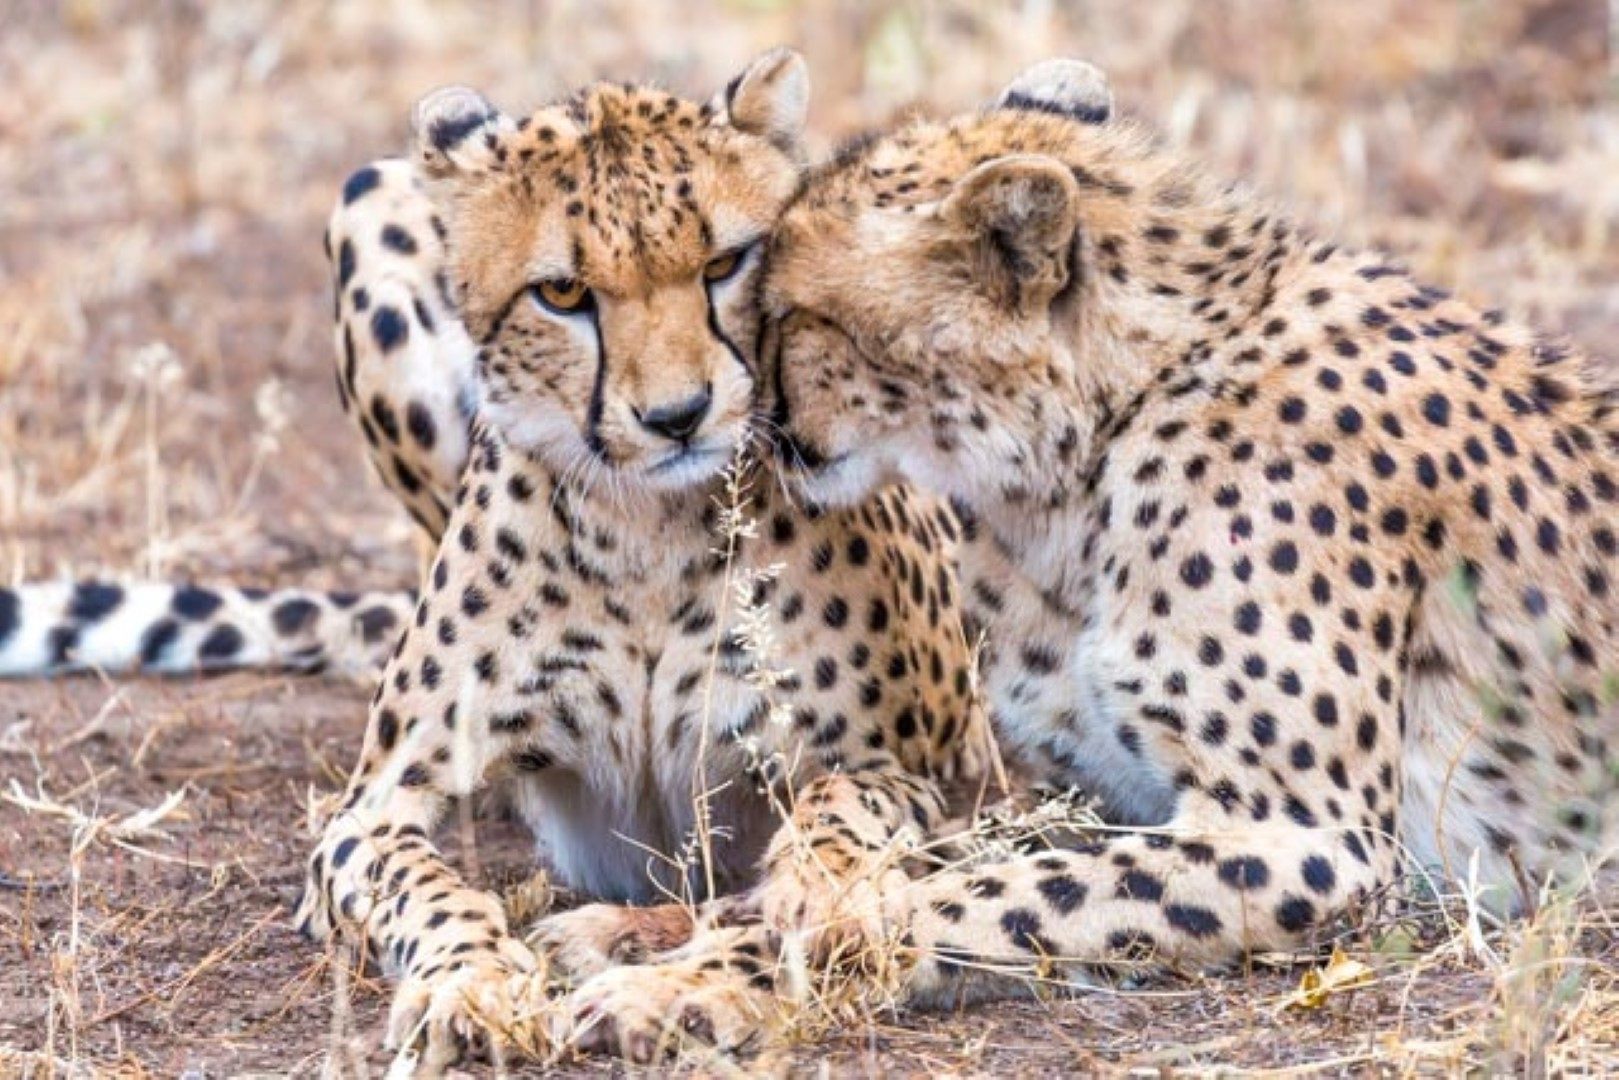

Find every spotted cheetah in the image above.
[294,50,991,1066]
[754,57,1618,1012]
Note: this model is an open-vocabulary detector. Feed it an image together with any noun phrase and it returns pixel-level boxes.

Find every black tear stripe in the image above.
[479,286,527,348]
[704,277,751,376]
[583,305,610,458]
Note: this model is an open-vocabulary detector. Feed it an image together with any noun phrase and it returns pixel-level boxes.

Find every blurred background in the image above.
[2,0,1616,592]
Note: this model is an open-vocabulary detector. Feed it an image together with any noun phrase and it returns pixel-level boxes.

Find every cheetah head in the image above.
[765,59,1120,507]
[416,49,808,493]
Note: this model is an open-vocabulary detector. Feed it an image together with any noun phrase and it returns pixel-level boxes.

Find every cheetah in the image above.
[659,56,1614,1026]
[294,50,991,1066]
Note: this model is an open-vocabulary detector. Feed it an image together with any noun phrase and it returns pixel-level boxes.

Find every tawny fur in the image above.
[295,52,992,1066]
[760,67,1617,1013]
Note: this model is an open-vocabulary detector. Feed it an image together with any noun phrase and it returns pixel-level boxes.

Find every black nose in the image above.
[637,385,712,443]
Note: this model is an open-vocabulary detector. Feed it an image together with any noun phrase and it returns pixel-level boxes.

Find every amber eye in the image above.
[533,278,593,314]
[703,250,745,283]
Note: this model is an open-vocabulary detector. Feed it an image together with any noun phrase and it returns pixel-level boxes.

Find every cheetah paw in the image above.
[760,861,908,970]
[384,938,550,1071]
[556,930,779,1063]
[526,901,697,984]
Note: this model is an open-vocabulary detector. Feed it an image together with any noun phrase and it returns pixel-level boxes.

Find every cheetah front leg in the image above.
[295,472,593,1064]
[298,808,549,1067]
[296,681,559,1067]
[754,768,949,966]
[891,820,1391,1009]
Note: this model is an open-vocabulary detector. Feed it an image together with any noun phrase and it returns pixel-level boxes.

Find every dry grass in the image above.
[2,0,1617,1074]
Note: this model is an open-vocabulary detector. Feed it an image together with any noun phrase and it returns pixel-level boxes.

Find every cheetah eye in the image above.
[702,247,748,284]
[532,278,595,315]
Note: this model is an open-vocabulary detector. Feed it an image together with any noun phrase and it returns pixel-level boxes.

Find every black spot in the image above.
[1301,855,1336,895]
[1164,903,1222,939]
[1250,711,1278,746]
[139,617,180,666]
[342,166,381,204]
[376,709,399,751]
[1000,908,1047,952]
[357,606,399,643]
[273,597,320,635]
[1181,553,1214,588]
[1348,557,1375,589]
[1234,602,1262,634]
[0,588,16,648]
[337,239,356,287]
[371,306,408,352]
[1275,895,1316,932]
[406,402,437,449]
[968,876,1006,899]
[1537,518,1561,555]
[170,585,223,620]
[1313,693,1339,727]
[381,224,417,255]
[1422,393,1451,427]
[429,105,492,152]
[331,836,360,868]
[370,395,401,442]
[1217,856,1269,890]
[1117,869,1165,902]
[199,624,244,661]
[1037,874,1088,914]
[70,581,123,622]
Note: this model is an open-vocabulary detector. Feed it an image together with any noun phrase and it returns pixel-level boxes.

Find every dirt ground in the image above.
[3,1,1617,1075]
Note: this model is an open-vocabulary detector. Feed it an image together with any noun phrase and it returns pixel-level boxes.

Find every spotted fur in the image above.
[558,59,1619,1051]
[0,579,410,676]
[295,51,991,1066]
[759,58,1618,1011]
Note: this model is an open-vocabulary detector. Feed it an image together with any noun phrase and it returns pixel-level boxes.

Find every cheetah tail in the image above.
[0,580,414,678]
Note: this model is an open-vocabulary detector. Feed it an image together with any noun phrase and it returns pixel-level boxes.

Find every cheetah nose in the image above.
[636,384,712,443]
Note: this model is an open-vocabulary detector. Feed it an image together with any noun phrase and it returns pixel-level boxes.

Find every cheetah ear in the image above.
[995,58,1113,124]
[713,47,810,155]
[411,86,516,178]
[941,154,1082,308]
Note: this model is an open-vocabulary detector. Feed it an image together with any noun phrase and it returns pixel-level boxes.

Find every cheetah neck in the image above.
[959,186,1325,607]
[500,445,732,583]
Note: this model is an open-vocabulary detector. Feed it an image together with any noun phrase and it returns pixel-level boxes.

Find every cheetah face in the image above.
[415,50,808,494]
[766,61,1114,508]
